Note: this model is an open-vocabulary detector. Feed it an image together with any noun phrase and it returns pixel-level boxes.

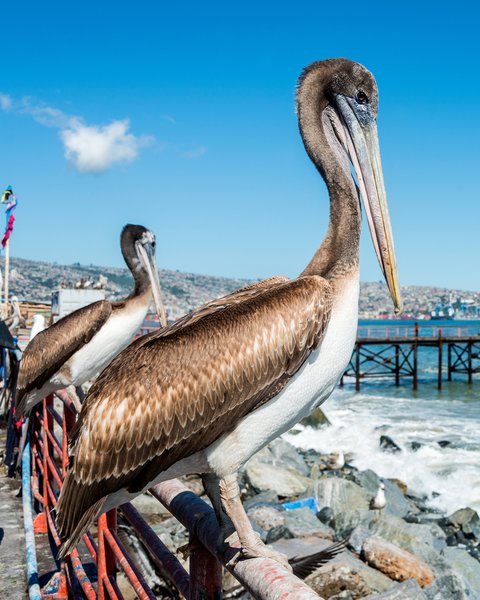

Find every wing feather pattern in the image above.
[16,301,112,414]
[57,276,332,553]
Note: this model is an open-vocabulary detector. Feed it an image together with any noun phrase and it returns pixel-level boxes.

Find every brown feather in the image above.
[16,301,112,413]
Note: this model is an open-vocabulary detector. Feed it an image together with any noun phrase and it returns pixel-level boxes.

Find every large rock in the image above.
[349,469,410,518]
[270,535,342,559]
[315,477,370,514]
[300,407,331,428]
[441,547,480,598]
[424,573,471,600]
[362,536,434,587]
[305,550,395,599]
[247,505,285,531]
[270,438,310,476]
[349,514,444,565]
[447,507,480,540]
[244,441,311,497]
[364,579,427,599]
[283,507,335,539]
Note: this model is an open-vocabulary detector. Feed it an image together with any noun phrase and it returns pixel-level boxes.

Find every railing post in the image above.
[97,510,117,599]
[189,535,223,600]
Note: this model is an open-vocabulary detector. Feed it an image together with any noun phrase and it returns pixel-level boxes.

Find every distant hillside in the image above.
[3,256,480,320]
[4,256,252,320]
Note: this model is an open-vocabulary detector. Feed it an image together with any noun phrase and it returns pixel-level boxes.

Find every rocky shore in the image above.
[125,429,480,599]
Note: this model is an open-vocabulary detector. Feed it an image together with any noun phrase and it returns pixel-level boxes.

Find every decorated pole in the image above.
[1,185,18,317]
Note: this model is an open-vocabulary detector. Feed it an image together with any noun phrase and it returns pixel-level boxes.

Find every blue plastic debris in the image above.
[282,496,319,514]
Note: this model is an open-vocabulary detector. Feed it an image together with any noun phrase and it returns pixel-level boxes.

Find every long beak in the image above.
[136,243,168,327]
[336,96,402,313]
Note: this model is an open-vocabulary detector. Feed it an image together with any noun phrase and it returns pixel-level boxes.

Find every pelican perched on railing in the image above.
[15,224,166,417]
[57,59,401,564]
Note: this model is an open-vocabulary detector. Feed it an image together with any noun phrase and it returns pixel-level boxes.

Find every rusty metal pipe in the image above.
[151,480,324,600]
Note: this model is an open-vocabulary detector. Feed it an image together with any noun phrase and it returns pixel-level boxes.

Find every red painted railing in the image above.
[27,390,322,599]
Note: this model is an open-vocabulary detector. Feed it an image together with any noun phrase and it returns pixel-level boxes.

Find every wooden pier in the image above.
[342,323,480,391]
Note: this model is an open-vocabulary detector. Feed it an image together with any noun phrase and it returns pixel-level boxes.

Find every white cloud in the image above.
[181,145,208,159]
[0,93,12,110]
[60,119,153,174]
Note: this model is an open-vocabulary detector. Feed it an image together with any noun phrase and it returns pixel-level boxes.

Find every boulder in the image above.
[349,514,444,565]
[243,489,279,511]
[300,407,331,428]
[441,547,480,598]
[447,507,480,540]
[315,477,370,515]
[270,535,341,559]
[283,507,334,539]
[379,435,402,453]
[305,550,395,599]
[362,536,434,587]
[363,579,427,599]
[246,505,284,531]
[424,572,472,600]
[270,438,310,475]
[244,444,311,497]
[349,469,410,518]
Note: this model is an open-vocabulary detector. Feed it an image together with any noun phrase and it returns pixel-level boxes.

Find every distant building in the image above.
[51,288,105,321]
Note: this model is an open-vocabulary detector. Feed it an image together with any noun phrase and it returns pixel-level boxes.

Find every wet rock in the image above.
[305,550,395,598]
[447,507,480,540]
[408,441,424,452]
[362,536,434,587]
[242,489,279,511]
[283,506,334,539]
[317,506,335,526]
[441,547,480,598]
[269,438,310,476]
[244,444,311,497]
[246,505,284,531]
[265,525,294,543]
[379,435,402,453]
[333,509,374,538]
[300,406,331,428]
[349,513,444,564]
[437,440,451,448]
[364,579,427,599]
[424,572,472,600]
[388,478,408,495]
[315,477,370,515]
[349,469,410,518]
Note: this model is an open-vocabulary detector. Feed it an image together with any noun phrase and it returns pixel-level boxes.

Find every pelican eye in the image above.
[356,90,369,104]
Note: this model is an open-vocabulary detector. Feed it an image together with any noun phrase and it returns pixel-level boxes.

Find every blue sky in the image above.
[1,1,479,289]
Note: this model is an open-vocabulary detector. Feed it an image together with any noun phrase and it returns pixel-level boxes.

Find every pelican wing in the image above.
[58,276,332,549]
[16,300,112,410]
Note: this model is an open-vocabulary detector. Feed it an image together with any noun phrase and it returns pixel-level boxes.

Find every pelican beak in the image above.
[335,95,402,313]
[136,241,168,327]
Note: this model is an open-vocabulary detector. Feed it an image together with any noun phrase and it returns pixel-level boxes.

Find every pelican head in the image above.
[301,59,402,312]
[121,224,166,325]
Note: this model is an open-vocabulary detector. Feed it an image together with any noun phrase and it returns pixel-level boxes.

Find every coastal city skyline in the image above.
[1,2,479,292]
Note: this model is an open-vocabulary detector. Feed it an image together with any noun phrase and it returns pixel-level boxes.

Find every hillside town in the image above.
[4,256,480,321]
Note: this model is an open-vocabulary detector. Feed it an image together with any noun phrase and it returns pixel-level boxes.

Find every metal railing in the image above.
[24,390,322,599]
[357,322,480,339]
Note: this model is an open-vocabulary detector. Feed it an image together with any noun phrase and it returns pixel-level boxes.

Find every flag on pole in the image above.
[1,185,17,248]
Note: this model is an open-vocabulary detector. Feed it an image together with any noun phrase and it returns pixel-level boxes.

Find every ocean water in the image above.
[284,320,480,516]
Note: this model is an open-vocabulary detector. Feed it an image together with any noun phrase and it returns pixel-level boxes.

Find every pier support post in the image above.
[413,342,418,391]
[395,344,400,387]
[355,344,361,392]
[438,331,443,390]
[448,344,452,381]
[468,340,473,384]
[189,535,223,600]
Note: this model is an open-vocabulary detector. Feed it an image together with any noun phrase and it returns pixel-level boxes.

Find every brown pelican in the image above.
[15,224,166,417]
[57,59,401,563]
